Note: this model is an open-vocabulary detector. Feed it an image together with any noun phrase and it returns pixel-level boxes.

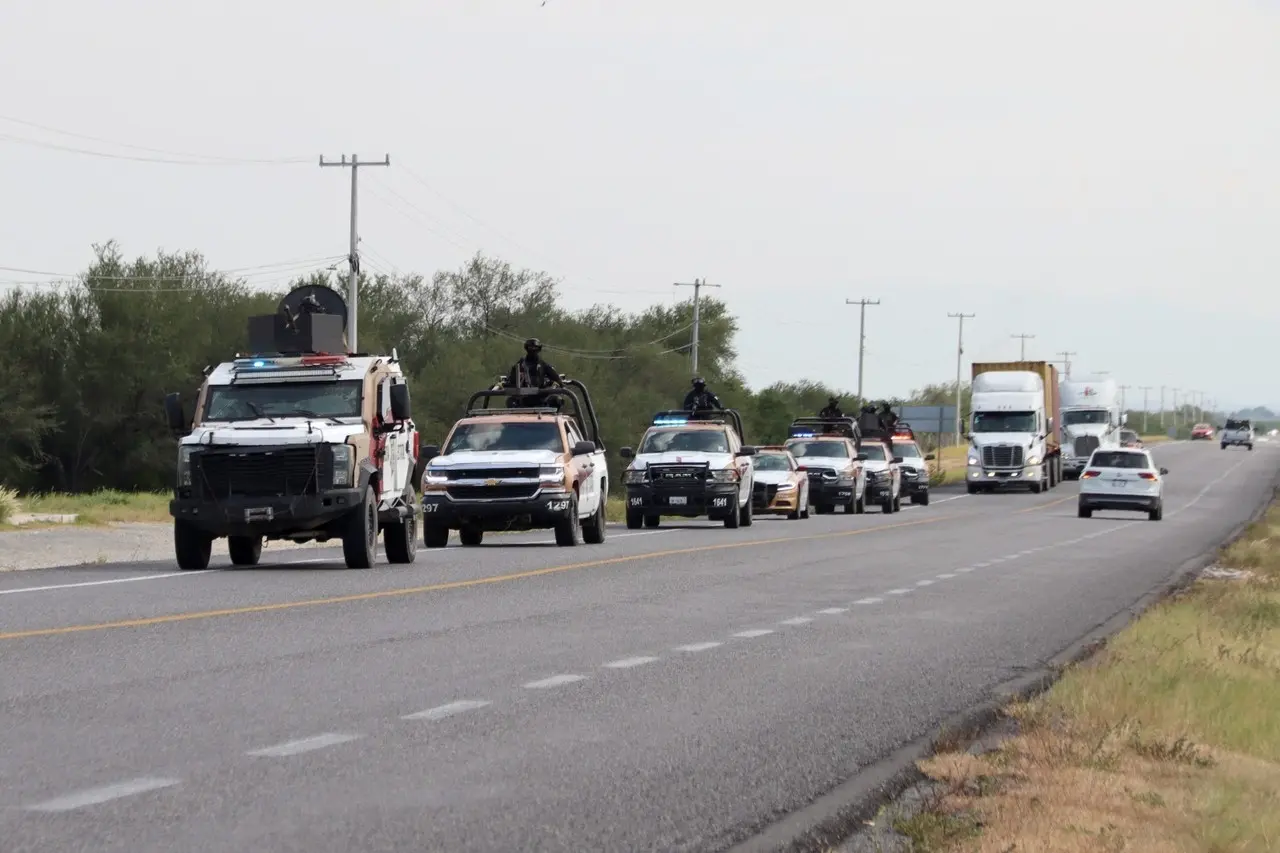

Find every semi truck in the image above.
[966,361,1062,494]
[1059,377,1122,479]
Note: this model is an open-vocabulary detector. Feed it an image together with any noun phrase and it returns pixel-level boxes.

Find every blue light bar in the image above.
[790,431,816,438]
[653,416,689,425]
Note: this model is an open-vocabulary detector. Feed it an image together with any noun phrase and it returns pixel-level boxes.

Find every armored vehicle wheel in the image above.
[459,526,484,546]
[739,494,753,527]
[583,496,607,544]
[423,524,450,548]
[626,509,643,530]
[913,490,930,506]
[554,495,583,546]
[723,488,742,528]
[384,499,418,564]
[892,491,902,512]
[342,485,378,569]
[174,520,212,571]
[228,535,263,567]
[644,515,660,528]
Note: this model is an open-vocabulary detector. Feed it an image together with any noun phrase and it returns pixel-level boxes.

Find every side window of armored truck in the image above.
[726,428,740,454]
[565,421,583,450]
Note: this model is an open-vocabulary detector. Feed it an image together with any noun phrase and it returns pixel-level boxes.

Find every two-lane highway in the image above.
[1,440,1275,852]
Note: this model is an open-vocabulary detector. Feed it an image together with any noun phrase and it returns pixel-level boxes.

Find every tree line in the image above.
[1,242,936,494]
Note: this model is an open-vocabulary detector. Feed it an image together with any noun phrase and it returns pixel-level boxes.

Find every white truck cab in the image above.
[965,366,1061,493]
[1060,377,1122,479]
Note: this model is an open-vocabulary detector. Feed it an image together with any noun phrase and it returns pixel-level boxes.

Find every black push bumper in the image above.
[625,483,739,518]
[901,470,929,497]
[170,488,364,537]
[865,477,893,502]
[420,489,575,530]
[807,479,855,505]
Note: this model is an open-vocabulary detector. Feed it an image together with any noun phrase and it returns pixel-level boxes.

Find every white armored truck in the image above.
[164,285,421,570]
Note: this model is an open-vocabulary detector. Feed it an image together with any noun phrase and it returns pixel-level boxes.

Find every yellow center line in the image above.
[1014,493,1076,513]
[1,512,969,642]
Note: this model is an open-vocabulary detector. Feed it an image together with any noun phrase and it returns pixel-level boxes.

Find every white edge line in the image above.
[0,570,217,595]
[24,777,181,812]
[246,732,361,757]
[402,700,492,721]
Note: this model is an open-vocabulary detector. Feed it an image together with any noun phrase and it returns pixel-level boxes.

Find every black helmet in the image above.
[692,376,706,388]
[524,337,542,353]
[828,396,839,406]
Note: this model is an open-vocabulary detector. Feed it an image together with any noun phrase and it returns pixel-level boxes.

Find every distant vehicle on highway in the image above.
[890,424,935,506]
[750,446,810,520]
[1221,418,1254,451]
[1077,448,1168,521]
[1119,429,1143,448]
[784,417,868,514]
[1190,423,1215,441]
[966,361,1063,493]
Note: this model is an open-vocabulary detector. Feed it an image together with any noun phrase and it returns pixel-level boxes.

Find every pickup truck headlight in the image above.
[332,444,354,486]
[710,468,739,483]
[423,464,449,487]
[177,447,193,487]
[777,482,796,491]
[539,465,565,486]
[623,468,648,485]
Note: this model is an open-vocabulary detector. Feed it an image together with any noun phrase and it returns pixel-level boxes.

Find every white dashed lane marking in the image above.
[604,656,659,669]
[675,642,722,652]
[778,617,814,626]
[24,777,180,812]
[885,588,912,596]
[854,597,883,605]
[523,674,587,689]
[936,573,957,579]
[732,629,775,638]
[246,733,361,757]
[817,607,849,615]
[914,580,934,587]
[402,700,492,721]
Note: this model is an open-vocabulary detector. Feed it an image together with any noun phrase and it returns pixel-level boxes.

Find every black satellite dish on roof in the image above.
[278,284,348,332]
[247,284,349,355]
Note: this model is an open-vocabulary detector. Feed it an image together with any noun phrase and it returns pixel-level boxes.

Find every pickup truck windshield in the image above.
[754,453,791,471]
[972,412,1036,433]
[787,440,850,458]
[639,429,729,454]
[1063,410,1108,426]
[445,421,564,453]
[204,380,362,421]
[860,444,888,462]
[891,442,920,458]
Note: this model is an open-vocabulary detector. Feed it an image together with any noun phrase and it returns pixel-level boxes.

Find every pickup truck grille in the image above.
[981,445,1024,468]
[807,467,838,481]
[446,484,540,501]
[443,467,540,481]
[647,464,709,486]
[194,446,328,500]
[1073,436,1100,458]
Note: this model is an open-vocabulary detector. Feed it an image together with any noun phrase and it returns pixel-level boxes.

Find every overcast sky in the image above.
[2,0,1277,411]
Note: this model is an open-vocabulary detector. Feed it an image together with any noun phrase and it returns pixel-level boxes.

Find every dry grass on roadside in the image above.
[891,505,1280,852]
[0,486,20,525]
[10,490,172,527]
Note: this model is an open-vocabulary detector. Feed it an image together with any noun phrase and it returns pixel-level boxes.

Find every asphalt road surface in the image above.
[2,440,1275,853]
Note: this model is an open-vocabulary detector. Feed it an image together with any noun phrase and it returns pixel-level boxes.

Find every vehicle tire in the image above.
[1030,480,1044,494]
[644,514,660,528]
[788,503,802,520]
[626,509,643,530]
[459,525,484,547]
[383,500,418,565]
[423,524,450,548]
[1248,444,1254,451]
[814,503,831,515]
[724,489,742,528]
[844,492,858,514]
[916,490,930,506]
[881,493,893,513]
[1048,461,1057,488]
[1148,501,1163,521]
[174,520,212,571]
[854,491,865,514]
[892,491,902,512]
[739,494,753,527]
[341,485,378,569]
[1077,503,1092,519]
[227,535,263,567]
[966,483,980,495]
[583,495,607,544]
[554,495,583,546]
[1221,444,1227,450]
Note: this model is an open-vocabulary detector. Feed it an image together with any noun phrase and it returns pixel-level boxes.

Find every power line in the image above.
[674,278,722,375]
[1010,333,1035,359]
[320,154,391,353]
[1056,350,1077,379]
[845,298,881,401]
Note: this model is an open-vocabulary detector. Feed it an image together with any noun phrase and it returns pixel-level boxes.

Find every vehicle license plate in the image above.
[669,495,688,505]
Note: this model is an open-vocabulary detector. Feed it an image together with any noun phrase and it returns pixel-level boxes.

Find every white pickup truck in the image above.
[1221,418,1254,451]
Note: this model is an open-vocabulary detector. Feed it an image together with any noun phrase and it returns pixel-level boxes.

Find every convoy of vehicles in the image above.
[1077,448,1168,522]
[165,286,421,571]
[1221,418,1254,451]
[750,446,810,520]
[1059,377,1121,479]
[784,417,867,514]
[966,361,1063,493]
[619,409,757,529]
[419,382,609,547]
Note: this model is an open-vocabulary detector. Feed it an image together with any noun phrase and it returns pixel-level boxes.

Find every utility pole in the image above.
[1118,384,1130,416]
[845,298,881,401]
[674,278,721,375]
[1057,350,1077,379]
[1171,388,1180,431]
[948,312,975,445]
[1159,386,1166,429]
[1010,333,1035,359]
[320,153,390,353]
[1139,386,1153,434]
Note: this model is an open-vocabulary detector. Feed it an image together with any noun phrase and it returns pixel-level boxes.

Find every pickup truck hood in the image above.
[862,460,890,473]
[795,455,855,472]
[183,419,365,447]
[430,449,564,467]
[629,451,735,469]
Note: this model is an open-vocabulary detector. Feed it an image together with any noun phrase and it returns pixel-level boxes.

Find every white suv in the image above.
[1077,448,1167,521]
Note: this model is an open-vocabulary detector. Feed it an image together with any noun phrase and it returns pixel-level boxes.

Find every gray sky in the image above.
[2,0,1277,411]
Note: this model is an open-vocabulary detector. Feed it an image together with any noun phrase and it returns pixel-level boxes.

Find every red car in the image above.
[1191,423,1215,440]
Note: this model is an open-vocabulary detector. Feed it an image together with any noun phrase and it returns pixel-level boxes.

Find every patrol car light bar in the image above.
[653,416,689,425]
[233,354,348,370]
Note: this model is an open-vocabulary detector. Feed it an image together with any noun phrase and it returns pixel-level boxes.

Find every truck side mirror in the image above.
[571,440,596,457]
[164,392,188,436]
[421,444,440,464]
[1160,467,1169,475]
[736,446,757,457]
[619,447,635,459]
[892,456,905,464]
[389,384,412,421]
[925,453,936,461]
[856,452,869,461]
